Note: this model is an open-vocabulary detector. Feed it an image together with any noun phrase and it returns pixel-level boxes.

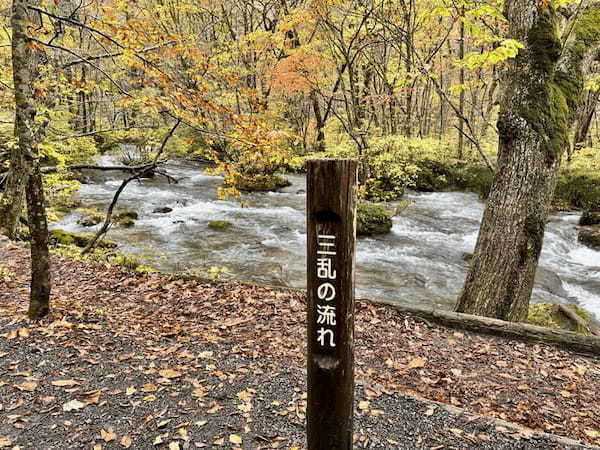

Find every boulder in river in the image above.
[78,213,103,227]
[114,210,138,221]
[233,174,291,192]
[153,207,173,214]
[578,227,600,249]
[208,220,232,230]
[580,211,600,226]
[112,209,138,228]
[357,201,393,236]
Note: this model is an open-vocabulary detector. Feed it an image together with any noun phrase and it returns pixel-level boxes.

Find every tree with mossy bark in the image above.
[10,0,51,319]
[455,0,600,322]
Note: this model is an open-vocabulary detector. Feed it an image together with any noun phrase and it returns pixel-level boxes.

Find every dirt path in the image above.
[1,236,599,448]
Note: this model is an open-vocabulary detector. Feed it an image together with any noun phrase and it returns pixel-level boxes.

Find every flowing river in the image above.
[55,157,600,319]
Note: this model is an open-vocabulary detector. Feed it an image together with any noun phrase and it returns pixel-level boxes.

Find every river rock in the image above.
[153,207,173,214]
[580,211,600,226]
[78,213,103,227]
[208,220,232,230]
[357,201,393,236]
[114,210,138,221]
[578,227,600,249]
[534,267,570,298]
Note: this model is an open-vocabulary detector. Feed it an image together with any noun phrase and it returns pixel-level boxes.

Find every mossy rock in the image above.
[153,207,173,214]
[233,174,291,192]
[578,226,600,249]
[78,213,103,227]
[119,217,135,228]
[208,220,232,230]
[50,229,117,249]
[580,210,600,226]
[357,201,393,236]
[527,302,594,335]
[554,170,600,211]
[112,210,138,227]
[114,210,138,221]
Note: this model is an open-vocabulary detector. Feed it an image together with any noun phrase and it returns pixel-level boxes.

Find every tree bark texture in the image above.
[456,1,600,322]
[11,0,51,319]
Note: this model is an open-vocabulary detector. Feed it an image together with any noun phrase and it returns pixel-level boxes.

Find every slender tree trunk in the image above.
[458,6,466,158]
[456,2,600,322]
[1,149,26,239]
[11,0,51,319]
[572,89,600,155]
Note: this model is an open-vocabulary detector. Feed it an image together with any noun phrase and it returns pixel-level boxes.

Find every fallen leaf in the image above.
[0,436,11,448]
[158,369,181,379]
[141,384,157,393]
[62,399,86,412]
[169,443,180,450]
[120,435,132,448]
[14,381,37,392]
[229,434,242,444]
[100,428,116,442]
[51,380,79,387]
[407,357,426,369]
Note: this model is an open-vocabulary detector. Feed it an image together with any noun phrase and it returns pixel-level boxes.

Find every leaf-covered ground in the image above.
[1,236,599,449]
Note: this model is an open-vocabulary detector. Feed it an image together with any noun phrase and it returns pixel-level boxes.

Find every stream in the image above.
[55,157,600,319]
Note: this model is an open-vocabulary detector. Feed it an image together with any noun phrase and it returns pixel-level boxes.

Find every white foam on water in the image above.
[563,282,600,320]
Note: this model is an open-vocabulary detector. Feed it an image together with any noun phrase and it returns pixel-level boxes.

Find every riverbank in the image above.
[49,158,600,318]
[1,236,600,448]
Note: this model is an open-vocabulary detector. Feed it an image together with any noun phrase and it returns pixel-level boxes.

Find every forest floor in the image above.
[1,236,600,449]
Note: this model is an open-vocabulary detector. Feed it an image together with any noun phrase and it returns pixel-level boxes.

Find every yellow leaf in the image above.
[584,429,600,438]
[407,357,426,369]
[120,435,132,448]
[358,401,369,410]
[141,384,158,393]
[159,369,181,379]
[168,442,180,450]
[229,434,242,444]
[100,428,116,442]
[126,386,136,396]
[0,436,12,448]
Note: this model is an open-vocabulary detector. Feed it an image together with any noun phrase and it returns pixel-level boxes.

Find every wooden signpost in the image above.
[306,159,358,450]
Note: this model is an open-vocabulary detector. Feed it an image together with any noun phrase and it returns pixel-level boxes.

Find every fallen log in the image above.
[559,304,600,336]
[368,298,600,356]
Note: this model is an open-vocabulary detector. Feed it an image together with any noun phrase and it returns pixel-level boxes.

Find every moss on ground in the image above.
[527,302,594,334]
[50,229,117,249]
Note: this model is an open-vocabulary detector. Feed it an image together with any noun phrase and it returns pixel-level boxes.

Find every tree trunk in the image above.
[457,5,466,159]
[1,148,27,239]
[11,0,51,319]
[456,2,600,322]
[572,89,600,155]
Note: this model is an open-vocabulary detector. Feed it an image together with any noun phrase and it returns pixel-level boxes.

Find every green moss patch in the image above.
[78,213,103,227]
[50,229,117,249]
[208,220,232,230]
[527,302,594,334]
[233,174,291,192]
[357,201,393,236]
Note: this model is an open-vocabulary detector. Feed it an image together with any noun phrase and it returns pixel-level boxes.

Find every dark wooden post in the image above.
[306,159,358,450]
